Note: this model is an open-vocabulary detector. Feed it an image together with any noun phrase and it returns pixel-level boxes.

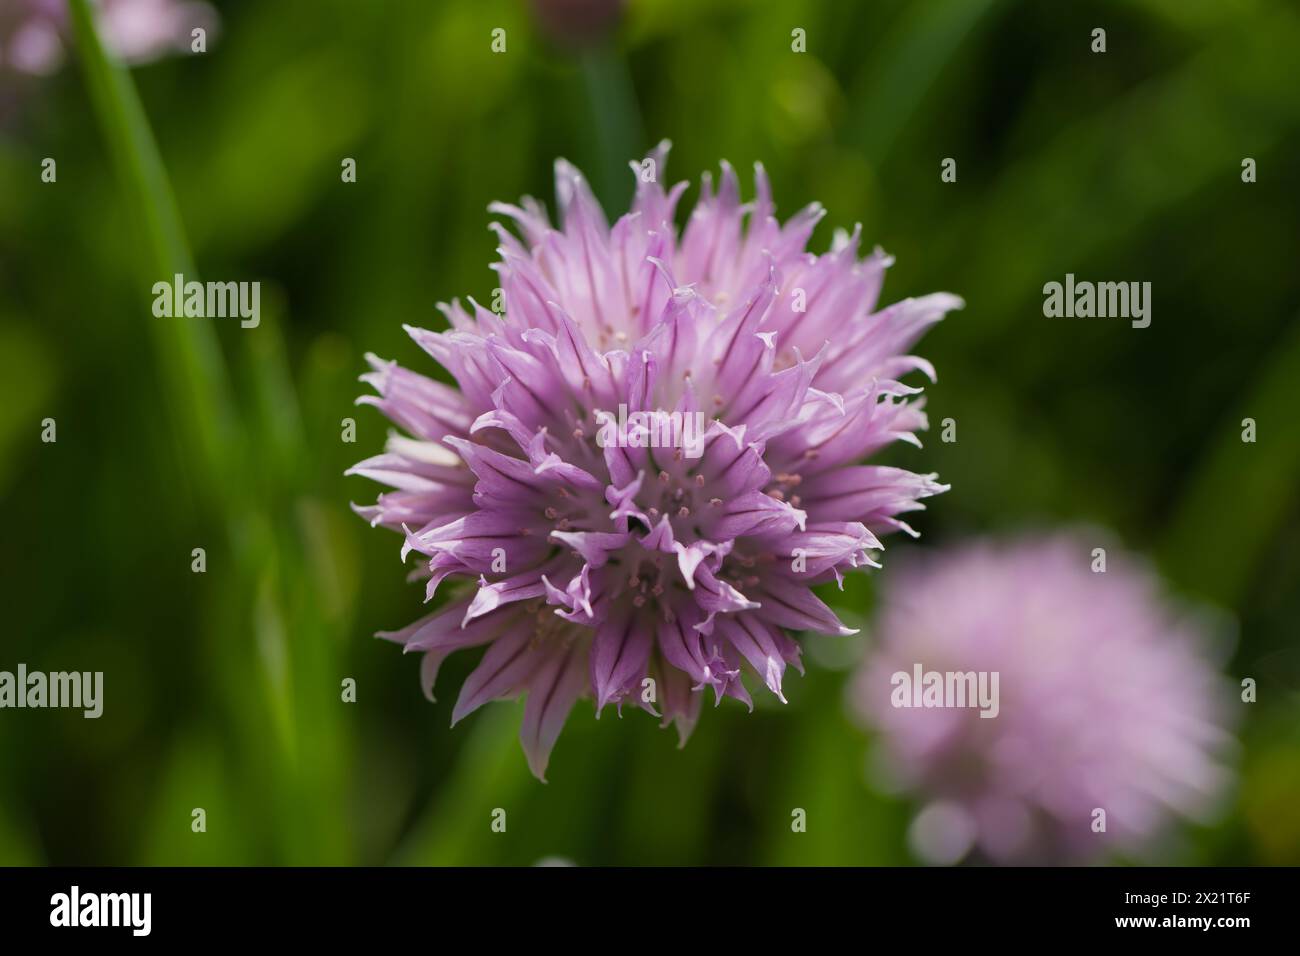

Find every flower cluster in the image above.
[854,533,1236,863]
[352,144,959,778]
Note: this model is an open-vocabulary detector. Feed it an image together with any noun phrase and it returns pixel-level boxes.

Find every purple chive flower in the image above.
[352,143,960,779]
[853,533,1237,864]
[1,0,65,75]
[1,0,216,76]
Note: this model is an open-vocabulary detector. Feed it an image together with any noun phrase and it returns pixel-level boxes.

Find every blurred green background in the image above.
[1,0,1298,865]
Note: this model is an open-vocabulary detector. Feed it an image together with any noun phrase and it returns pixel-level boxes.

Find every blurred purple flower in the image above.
[1,0,216,76]
[352,143,959,779]
[854,533,1237,864]
[529,0,625,49]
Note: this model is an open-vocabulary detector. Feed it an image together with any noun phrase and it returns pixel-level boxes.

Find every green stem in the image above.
[581,45,644,211]
[68,0,238,495]
[69,1,347,863]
